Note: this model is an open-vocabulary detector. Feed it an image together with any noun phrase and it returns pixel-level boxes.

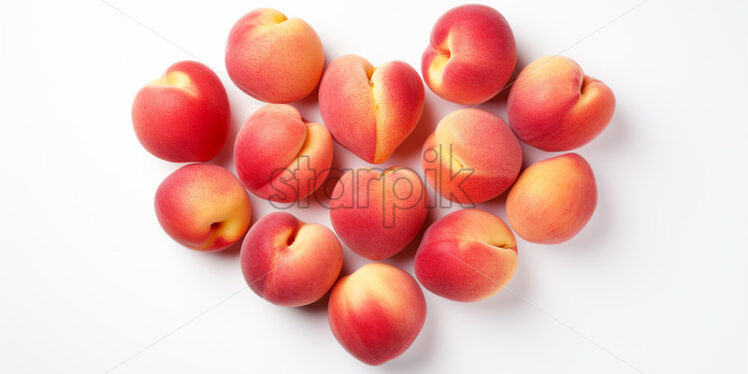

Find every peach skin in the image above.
[154,164,251,251]
[225,8,324,103]
[240,212,343,307]
[422,4,517,105]
[132,61,229,162]
[318,55,424,164]
[421,108,522,204]
[329,167,428,260]
[507,56,616,151]
[328,263,427,365]
[506,153,598,244]
[234,105,333,203]
[414,209,518,302]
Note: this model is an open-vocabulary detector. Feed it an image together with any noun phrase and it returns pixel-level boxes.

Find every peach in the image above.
[154,164,251,251]
[421,108,522,204]
[225,8,324,103]
[132,61,230,162]
[329,167,428,260]
[240,212,343,307]
[506,153,597,244]
[507,56,616,151]
[234,105,333,202]
[422,4,517,105]
[328,263,426,365]
[414,209,518,302]
[318,55,424,164]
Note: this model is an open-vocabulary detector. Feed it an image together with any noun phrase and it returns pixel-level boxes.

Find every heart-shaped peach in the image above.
[319,55,424,164]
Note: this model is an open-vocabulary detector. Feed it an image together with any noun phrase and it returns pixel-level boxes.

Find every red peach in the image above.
[234,105,333,202]
[422,4,517,105]
[506,153,598,244]
[154,164,251,251]
[507,56,616,151]
[132,61,229,162]
[328,263,426,365]
[329,167,428,260]
[421,108,522,204]
[414,209,518,302]
[319,55,424,164]
[225,8,324,103]
[240,212,343,307]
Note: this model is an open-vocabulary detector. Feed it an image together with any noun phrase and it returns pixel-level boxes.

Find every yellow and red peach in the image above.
[328,263,426,365]
[421,108,522,204]
[154,164,251,251]
[507,56,616,151]
[240,212,343,307]
[234,104,333,202]
[414,209,518,302]
[422,4,517,105]
[132,61,230,162]
[318,55,424,164]
[225,8,324,103]
[506,153,597,244]
[329,167,428,260]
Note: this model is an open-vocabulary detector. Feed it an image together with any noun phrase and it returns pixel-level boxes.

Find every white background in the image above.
[1,0,746,373]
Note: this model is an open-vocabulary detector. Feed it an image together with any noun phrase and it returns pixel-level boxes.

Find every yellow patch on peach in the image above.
[426,36,452,87]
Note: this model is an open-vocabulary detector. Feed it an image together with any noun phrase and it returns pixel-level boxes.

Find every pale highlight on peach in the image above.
[147,71,196,96]
[425,34,452,87]
[328,263,427,365]
[154,164,251,252]
[319,55,424,164]
[506,153,598,244]
[415,209,518,302]
[507,56,615,151]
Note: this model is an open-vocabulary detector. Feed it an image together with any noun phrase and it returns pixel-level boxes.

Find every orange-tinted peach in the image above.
[422,4,516,105]
[329,167,428,260]
[507,56,616,151]
[132,61,229,162]
[506,153,597,244]
[240,212,343,307]
[234,105,333,202]
[225,8,324,103]
[421,108,522,204]
[319,55,424,164]
[414,209,518,302]
[154,164,251,251]
[328,263,426,365]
